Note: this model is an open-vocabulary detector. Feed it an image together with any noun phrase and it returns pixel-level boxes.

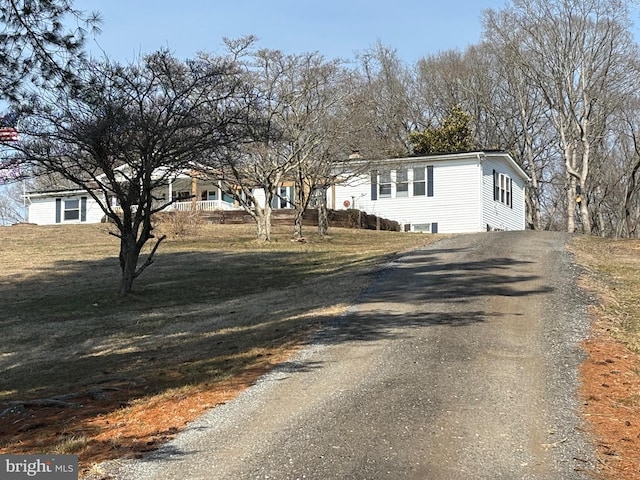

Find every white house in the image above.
[25,170,295,226]
[329,151,529,234]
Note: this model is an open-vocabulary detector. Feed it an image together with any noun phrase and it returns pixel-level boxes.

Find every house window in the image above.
[396,168,408,197]
[412,222,438,233]
[278,186,288,208]
[272,186,293,209]
[413,168,425,196]
[207,190,217,200]
[56,196,87,223]
[414,166,434,197]
[64,199,80,220]
[379,170,392,198]
[493,171,512,207]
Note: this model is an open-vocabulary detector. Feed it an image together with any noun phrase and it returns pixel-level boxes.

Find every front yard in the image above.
[0,221,440,476]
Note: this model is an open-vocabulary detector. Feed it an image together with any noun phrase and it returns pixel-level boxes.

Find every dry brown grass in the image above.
[0,220,441,473]
[570,235,640,480]
[571,236,640,353]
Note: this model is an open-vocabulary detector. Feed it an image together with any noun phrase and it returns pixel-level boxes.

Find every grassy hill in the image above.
[0,221,440,473]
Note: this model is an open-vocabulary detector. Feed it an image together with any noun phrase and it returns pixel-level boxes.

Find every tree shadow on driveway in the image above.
[312,245,553,346]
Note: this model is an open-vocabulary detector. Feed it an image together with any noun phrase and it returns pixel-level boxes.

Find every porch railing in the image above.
[170,200,235,211]
[112,199,236,214]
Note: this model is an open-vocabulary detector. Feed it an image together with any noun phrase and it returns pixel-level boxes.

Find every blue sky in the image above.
[78,1,509,64]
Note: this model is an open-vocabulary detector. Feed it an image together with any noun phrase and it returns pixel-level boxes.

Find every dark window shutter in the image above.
[493,170,498,201]
[427,166,434,197]
[370,170,378,200]
[431,222,438,234]
[81,197,87,221]
[55,198,62,223]
[509,178,513,208]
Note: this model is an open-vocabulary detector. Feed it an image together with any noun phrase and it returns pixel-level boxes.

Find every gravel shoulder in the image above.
[99,231,595,479]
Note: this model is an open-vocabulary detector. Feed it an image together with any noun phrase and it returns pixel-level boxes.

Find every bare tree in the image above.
[280,55,375,239]
[590,92,640,237]
[471,31,561,231]
[484,0,637,233]
[212,45,301,242]
[355,42,415,157]
[213,45,371,241]
[0,182,25,224]
[15,51,247,294]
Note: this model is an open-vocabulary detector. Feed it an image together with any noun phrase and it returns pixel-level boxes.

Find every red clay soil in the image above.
[581,321,640,480]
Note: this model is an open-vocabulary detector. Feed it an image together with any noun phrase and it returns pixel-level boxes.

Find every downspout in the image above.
[477,152,485,232]
[331,184,336,210]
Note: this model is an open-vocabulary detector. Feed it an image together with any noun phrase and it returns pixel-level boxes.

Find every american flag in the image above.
[0,113,19,142]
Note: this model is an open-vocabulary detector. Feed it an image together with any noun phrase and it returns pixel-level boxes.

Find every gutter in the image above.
[477,152,485,232]
[25,189,89,199]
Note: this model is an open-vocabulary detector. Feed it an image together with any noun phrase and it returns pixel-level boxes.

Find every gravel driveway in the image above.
[101,231,595,479]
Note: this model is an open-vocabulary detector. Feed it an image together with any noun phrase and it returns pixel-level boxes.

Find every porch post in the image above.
[217,180,223,209]
[191,175,198,212]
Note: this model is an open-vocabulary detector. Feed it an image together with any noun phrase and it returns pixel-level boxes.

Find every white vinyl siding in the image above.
[28,194,105,225]
[334,160,483,234]
[482,156,526,231]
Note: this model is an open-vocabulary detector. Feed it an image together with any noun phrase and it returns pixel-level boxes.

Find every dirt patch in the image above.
[581,326,640,479]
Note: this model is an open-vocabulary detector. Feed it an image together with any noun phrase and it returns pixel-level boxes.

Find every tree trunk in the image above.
[255,205,272,241]
[578,149,591,234]
[293,206,304,239]
[527,169,542,231]
[118,233,140,296]
[317,187,329,236]
[594,186,606,237]
[566,175,576,233]
[292,167,312,240]
[623,155,640,238]
[578,193,591,234]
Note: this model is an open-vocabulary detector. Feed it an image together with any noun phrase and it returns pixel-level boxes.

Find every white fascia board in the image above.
[25,189,88,199]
